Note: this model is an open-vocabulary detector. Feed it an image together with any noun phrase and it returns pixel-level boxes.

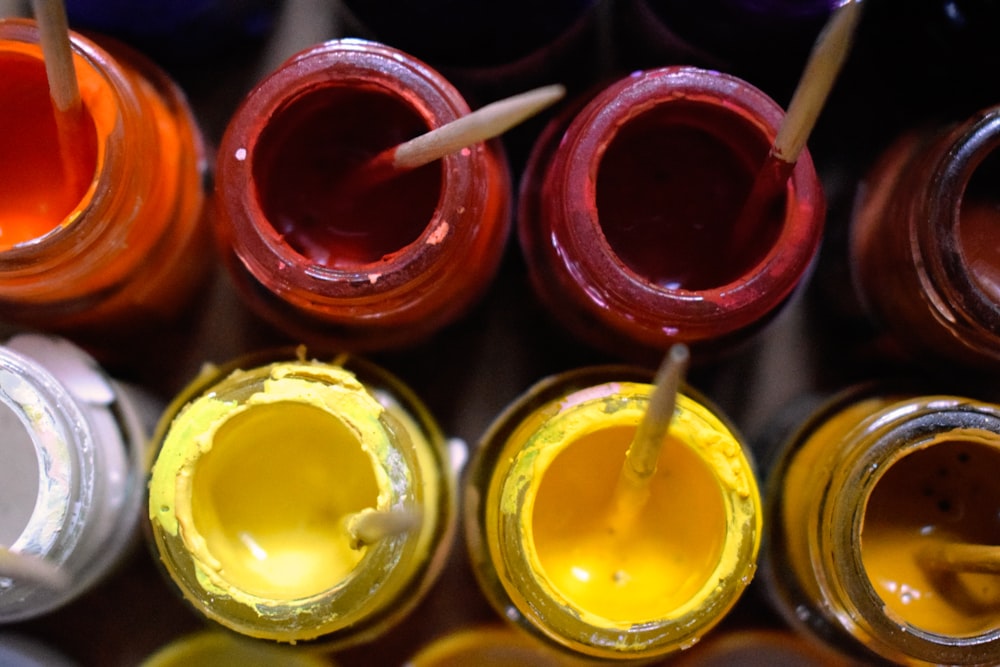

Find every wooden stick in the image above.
[730,0,863,245]
[624,344,690,483]
[609,344,690,525]
[0,547,71,590]
[391,83,566,171]
[345,508,422,549]
[30,0,80,117]
[30,0,89,193]
[919,542,1000,575]
[774,0,863,164]
[348,84,566,191]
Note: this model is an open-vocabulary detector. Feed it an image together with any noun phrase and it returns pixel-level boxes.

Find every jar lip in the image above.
[919,107,1000,331]
[541,65,824,337]
[0,345,91,561]
[217,38,481,302]
[827,395,1000,663]
[148,357,452,643]
[489,382,760,658]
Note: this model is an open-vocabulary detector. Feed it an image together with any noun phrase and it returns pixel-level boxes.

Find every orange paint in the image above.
[862,438,1000,636]
[0,21,210,350]
[768,390,1000,664]
[0,49,98,249]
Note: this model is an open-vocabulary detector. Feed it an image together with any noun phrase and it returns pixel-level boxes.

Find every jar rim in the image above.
[485,379,761,659]
[522,65,824,344]
[217,38,484,304]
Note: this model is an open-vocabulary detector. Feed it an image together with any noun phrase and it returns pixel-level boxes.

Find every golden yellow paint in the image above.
[531,424,726,622]
[149,362,393,608]
[487,381,760,642]
[861,436,1000,636]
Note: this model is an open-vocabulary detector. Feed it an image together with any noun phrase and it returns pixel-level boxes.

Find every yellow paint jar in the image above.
[464,366,761,662]
[762,385,1000,665]
[147,350,455,647]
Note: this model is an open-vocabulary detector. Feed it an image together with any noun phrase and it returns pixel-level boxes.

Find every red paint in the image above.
[518,66,824,358]
[596,101,777,290]
[959,201,1000,302]
[253,86,441,268]
[0,52,97,250]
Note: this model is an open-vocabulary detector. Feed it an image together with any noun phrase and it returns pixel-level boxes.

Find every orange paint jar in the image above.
[762,385,1000,665]
[0,19,211,357]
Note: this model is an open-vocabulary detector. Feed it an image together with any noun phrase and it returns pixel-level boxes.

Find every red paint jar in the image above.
[0,19,212,358]
[519,66,825,361]
[214,39,512,351]
[851,106,1000,371]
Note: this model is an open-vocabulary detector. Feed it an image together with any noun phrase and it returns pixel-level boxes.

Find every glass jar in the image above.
[850,105,1000,371]
[519,66,825,361]
[147,349,456,647]
[0,333,153,622]
[0,19,212,358]
[464,366,761,662]
[214,38,512,352]
[762,385,1000,665]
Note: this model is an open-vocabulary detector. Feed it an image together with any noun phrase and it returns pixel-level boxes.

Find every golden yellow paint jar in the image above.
[146,350,455,648]
[762,385,1000,665]
[464,366,762,662]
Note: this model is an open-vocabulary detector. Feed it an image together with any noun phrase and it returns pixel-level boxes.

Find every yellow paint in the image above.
[531,424,725,622]
[189,401,377,599]
[149,362,392,607]
[489,381,760,634]
[861,435,1000,636]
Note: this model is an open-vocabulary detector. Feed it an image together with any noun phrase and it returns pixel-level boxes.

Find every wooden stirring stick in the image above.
[346,508,422,549]
[611,344,690,525]
[0,547,71,590]
[348,83,566,190]
[919,542,1000,575]
[30,0,89,194]
[731,0,863,240]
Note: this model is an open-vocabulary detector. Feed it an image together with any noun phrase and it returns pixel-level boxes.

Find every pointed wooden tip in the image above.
[390,83,567,172]
[773,0,863,164]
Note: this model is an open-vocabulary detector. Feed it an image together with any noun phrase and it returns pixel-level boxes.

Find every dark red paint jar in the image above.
[519,66,825,360]
[215,39,512,351]
[850,106,1000,371]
